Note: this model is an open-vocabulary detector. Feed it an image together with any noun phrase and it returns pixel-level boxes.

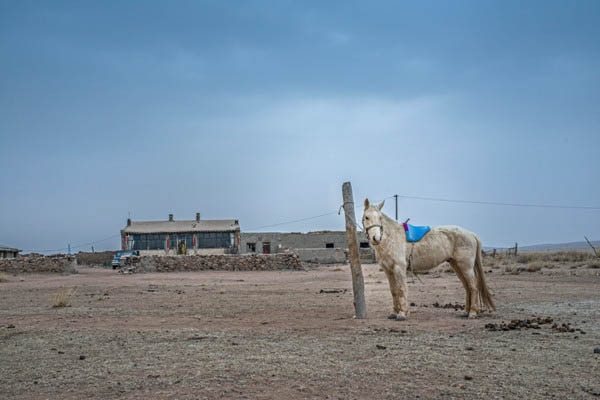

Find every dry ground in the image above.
[1,263,599,399]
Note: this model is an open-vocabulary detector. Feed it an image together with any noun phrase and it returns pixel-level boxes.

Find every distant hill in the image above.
[485,240,600,252]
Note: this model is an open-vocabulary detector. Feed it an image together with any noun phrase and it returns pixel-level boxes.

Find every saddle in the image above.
[402,223,431,242]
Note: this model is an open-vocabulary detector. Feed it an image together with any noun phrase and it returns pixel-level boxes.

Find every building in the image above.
[121,213,240,256]
[0,245,21,259]
[240,231,375,264]
[241,231,370,254]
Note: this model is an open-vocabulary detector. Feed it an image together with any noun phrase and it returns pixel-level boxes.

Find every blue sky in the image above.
[1,0,599,252]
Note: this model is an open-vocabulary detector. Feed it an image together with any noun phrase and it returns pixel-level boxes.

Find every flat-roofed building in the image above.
[0,245,20,259]
[121,213,240,255]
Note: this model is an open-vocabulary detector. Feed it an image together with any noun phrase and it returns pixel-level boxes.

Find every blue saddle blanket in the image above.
[403,223,431,242]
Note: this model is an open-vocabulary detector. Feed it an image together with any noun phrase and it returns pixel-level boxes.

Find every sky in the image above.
[1,0,599,253]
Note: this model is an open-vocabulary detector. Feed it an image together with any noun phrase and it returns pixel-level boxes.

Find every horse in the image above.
[362,198,495,320]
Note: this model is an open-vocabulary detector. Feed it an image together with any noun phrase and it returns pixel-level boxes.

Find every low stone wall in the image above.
[295,248,348,264]
[136,253,303,272]
[0,254,77,274]
[75,251,117,266]
[291,247,376,264]
[359,248,377,264]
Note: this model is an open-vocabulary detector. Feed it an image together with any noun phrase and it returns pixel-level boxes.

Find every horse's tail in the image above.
[474,235,496,311]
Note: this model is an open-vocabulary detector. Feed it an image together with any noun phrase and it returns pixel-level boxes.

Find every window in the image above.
[197,232,233,249]
[247,243,256,252]
[360,242,370,248]
[325,243,334,249]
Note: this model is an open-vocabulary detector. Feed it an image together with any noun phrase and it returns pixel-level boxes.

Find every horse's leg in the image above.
[449,259,472,316]
[383,268,402,319]
[390,264,409,321]
[455,256,480,318]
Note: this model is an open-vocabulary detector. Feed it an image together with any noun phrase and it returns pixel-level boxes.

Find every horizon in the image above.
[1,1,599,253]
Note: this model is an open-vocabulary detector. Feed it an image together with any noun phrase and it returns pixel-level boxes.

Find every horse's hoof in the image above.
[460,312,469,318]
[387,313,397,320]
[395,315,406,321]
[468,312,478,319]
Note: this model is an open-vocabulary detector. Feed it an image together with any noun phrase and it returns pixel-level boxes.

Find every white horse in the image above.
[362,198,495,320]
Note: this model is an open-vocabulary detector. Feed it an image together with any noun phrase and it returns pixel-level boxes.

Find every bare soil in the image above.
[1,264,599,399]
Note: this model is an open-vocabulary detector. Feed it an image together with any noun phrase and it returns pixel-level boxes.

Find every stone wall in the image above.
[0,254,77,274]
[294,248,347,264]
[75,251,117,266]
[136,253,303,273]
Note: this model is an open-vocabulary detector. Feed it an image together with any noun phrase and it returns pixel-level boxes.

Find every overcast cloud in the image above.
[1,0,599,252]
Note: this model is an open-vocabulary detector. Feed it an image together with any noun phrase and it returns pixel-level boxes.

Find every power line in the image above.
[24,234,121,253]
[244,195,396,231]
[397,194,600,210]
[245,212,338,231]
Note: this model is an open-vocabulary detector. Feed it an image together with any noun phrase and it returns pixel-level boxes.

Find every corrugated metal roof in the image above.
[122,219,240,234]
[0,245,20,252]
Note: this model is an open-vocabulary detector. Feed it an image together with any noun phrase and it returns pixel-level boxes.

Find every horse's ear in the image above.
[377,200,385,210]
[364,198,370,209]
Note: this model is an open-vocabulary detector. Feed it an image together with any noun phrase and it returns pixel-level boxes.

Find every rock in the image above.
[594,347,600,354]
[376,344,387,350]
[7,324,15,329]
[464,375,473,380]
[79,355,86,360]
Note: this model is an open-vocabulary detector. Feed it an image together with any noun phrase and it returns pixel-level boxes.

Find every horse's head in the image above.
[362,198,385,245]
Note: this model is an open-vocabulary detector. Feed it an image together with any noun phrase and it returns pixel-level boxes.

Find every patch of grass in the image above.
[52,287,76,308]
[527,263,543,272]
[0,272,7,282]
[587,262,600,269]
[517,250,595,264]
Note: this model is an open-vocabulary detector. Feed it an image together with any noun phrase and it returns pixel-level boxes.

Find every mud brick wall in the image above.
[295,248,348,264]
[137,253,303,272]
[0,254,77,274]
[359,248,376,263]
[76,251,117,266]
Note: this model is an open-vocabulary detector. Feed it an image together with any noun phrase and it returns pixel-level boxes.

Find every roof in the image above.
[122,219,240,234]
[0,245,20,252]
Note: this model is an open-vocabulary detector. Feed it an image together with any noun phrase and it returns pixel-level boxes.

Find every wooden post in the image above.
[515,242,518,257]
[584,236,600,258]
[342,182,367,319]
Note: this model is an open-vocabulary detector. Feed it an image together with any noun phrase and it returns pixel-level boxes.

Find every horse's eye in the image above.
[365,217,369,220]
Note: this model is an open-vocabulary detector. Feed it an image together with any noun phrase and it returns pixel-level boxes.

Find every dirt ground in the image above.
[1,264,599,399]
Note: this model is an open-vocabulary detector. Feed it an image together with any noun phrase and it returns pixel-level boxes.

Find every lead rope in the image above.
[407,242,424,285]
[338,204,364,231]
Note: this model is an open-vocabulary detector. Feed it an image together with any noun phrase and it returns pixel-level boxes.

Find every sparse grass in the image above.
[52,287,76,308]
[0,272,7,282]
[587,262,600,269]
[526,263,543,272]
[516,250,595,264]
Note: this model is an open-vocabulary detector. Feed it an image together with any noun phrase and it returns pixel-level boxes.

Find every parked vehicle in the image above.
[111,251,140,269]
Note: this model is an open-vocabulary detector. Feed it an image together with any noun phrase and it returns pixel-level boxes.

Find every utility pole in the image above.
[394,194,398,221]
[341,182,367,319]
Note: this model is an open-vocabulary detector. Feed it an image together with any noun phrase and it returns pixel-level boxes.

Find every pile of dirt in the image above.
[0,254,77,274]
[136,253,303,272]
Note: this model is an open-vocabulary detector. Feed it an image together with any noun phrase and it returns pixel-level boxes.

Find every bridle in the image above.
[364,223,384,243]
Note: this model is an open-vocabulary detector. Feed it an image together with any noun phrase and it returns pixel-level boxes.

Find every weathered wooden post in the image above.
[342,182,367,319]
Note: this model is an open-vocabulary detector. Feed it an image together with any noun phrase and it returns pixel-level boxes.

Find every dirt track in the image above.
[1,265,599,399]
